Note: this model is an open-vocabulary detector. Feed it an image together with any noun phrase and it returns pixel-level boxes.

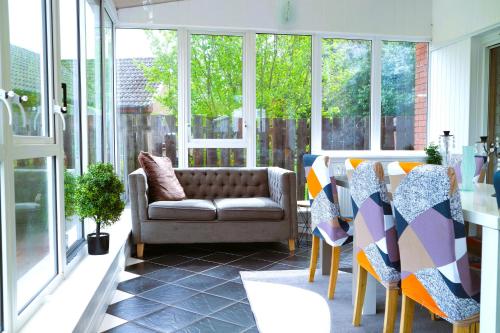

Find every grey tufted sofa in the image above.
[129,167,297,257]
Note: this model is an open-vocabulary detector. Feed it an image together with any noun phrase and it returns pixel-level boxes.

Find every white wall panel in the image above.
[429,39,472,152]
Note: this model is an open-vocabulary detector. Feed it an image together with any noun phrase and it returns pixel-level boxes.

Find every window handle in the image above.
[61,83,68,113]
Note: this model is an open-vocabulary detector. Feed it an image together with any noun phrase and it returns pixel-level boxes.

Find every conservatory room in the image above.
[1,0,500,332]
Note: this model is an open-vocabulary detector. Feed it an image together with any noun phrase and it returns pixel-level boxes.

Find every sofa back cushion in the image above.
[138,152,186,201]
[174,168,270,199]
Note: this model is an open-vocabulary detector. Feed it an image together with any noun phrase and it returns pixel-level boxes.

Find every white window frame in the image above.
[312,34,430,159]
[184,30,250,166]
[117,24,431,166]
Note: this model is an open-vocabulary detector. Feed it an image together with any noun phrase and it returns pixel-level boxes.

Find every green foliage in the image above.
[64,170,78,218]
[256,34,311,119]
[138,33,417,120]
[424,143,442,165]
[75,163,125,233]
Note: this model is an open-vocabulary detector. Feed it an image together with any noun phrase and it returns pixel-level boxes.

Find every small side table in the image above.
[297,200,312,248]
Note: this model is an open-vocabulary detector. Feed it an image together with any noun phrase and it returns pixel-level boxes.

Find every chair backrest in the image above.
[347,160,400,284]
[393,164,480,322]
[304,154,352,246]
[387,161,424,194]
[494,170,500,209]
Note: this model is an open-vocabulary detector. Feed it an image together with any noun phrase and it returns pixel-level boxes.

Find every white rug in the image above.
[240,269,451,333]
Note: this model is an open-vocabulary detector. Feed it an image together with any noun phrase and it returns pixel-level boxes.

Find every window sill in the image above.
[19,209,132,333]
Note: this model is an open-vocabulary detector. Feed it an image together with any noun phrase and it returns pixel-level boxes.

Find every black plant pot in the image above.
[87,232,110,255]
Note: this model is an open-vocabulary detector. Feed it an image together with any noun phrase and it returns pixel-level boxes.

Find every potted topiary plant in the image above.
[424,143,443,165]
[75,163,125,255]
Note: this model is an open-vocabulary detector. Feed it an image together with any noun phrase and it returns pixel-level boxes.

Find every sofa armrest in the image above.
[128,168,149,244]
[267,167,298,239]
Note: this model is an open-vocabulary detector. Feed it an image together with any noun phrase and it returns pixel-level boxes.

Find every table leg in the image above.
[321,240,331,276]
[351,247,377,314]
[479,226,500,333]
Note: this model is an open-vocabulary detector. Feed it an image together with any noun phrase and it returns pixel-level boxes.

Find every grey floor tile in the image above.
[173,273,226,291]
[205,281,247,301]
[200,265,247,281]
[211,302,256,328]
[117,277,166,295]
[199,252,243,264]
[150,254,195,267]
[104,322,159,333]
[175,317,245,333]
[135,307,202,333]
[126,262,166,275]
[144,267,194,283]
[228,258,273,270]
[174,259,220,273]
[106,296,165,321]
[173,292,235,315]
[140,284,198,305]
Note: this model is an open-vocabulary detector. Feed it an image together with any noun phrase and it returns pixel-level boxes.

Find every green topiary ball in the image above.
[75,163,125,228]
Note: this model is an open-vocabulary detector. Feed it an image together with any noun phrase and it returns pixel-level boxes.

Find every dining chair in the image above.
[393,164,480,333]
[387,161,424,194]
[347,160,400,333]
[303,154,353,299]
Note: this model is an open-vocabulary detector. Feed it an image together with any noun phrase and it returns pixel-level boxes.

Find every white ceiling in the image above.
[113,0,182,9]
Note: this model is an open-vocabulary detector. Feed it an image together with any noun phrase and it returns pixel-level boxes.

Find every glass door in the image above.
[1,0,65,328]
[60,0,84,256]
[188,33,247,167]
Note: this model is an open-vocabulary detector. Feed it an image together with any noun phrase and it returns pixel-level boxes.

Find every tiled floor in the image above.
[100,240,353,333]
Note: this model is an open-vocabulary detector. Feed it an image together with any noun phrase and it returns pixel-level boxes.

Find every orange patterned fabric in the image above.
[402,274,447,318]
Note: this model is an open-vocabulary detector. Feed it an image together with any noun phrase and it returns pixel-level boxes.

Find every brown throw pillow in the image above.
[138,152,186,201]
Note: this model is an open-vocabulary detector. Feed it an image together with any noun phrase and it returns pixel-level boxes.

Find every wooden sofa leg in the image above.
[288,238,296,253]
[137,243,144,258]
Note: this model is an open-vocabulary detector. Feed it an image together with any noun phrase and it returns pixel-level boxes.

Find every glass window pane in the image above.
[256,34,311,199]
[60,0,83,252]
[381,41,429,150]
[8,0,48,136]
[190,34,243,139]
[15,157,57,312]
[86,0,102,164]
[116,29,178,194]
[321,39,371,150]
[188,148,246,167]
[104,12,115,164]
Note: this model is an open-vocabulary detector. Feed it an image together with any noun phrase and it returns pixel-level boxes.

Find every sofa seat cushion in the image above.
[214,197,283,221]
[148,199,216,221]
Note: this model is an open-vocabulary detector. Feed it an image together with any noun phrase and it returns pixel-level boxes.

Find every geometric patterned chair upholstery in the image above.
[387,161,424,194]
[303,154,353,299]
[346,159,400,333]
[393,164,480,332]
[304,154,353,246]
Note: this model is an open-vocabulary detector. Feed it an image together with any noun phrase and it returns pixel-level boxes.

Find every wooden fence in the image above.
[62,113,415,200]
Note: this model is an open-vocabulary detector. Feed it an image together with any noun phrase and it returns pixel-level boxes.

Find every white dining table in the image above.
[326,180,499,333]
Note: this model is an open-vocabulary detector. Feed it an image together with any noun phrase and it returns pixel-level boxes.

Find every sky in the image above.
[8,1,154,60]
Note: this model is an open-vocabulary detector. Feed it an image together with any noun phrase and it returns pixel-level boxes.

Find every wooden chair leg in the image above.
[383,288,399,333]
[136,243,144,258]
[288,238,296,253]
[352,264,368,327]
[309,235,320,282]
[399,294,415,333]
[453,322,479,333]
[328,246,341,299]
